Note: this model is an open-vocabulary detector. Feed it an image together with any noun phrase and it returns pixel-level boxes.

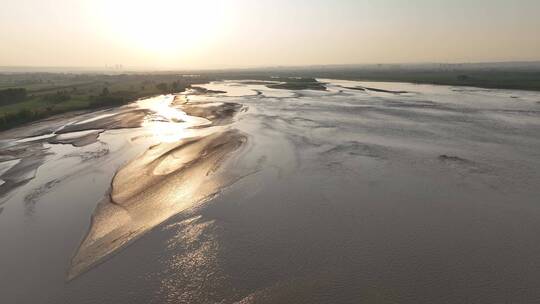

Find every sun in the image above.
[93,0,229,57]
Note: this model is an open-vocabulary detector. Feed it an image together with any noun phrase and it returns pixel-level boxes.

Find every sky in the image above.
[1,0,540,69]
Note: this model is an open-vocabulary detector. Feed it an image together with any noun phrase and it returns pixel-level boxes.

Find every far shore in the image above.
[2,69,540,132]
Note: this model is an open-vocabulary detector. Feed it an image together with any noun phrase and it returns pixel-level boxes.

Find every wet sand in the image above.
[68,129,246,279]
[1,80,540,303]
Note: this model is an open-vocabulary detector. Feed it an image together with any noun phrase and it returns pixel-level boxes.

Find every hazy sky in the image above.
[1,0,540,69]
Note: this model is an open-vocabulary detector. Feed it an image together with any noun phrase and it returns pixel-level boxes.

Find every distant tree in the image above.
[0,88,28,106]
[101,87,110,96]
[43,90,70,104]
[16,109,35,120]
[156,83,168,92]
[171,81,180,92]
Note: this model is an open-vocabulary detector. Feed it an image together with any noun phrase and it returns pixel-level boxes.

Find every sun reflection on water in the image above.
[139,95,212,143]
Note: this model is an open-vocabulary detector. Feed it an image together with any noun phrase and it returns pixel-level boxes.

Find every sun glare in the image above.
[94,0,228,57]
[137,95,211,143]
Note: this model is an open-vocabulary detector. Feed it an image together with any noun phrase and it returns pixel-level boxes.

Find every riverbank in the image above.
[0,74,210,130]
[206,68,540,92]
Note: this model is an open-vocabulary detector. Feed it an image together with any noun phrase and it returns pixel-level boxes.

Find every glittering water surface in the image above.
[1,80,540,303]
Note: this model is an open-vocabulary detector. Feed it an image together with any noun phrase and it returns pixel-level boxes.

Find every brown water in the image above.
[1,80,540,303]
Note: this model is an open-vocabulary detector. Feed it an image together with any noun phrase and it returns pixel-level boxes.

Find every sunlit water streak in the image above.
[139,95,212,143]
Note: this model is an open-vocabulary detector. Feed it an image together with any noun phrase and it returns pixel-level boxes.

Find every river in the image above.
[1,79,540,303]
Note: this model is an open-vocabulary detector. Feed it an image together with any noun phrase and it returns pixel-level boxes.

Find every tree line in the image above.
[0,88,27,106]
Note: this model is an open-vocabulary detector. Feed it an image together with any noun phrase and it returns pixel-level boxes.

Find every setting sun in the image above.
[92,0,229,57]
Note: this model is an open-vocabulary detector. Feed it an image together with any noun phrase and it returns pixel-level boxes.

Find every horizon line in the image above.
[1,60,540,73]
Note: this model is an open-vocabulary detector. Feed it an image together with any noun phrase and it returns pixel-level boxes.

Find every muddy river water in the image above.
[1,80,540,303]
